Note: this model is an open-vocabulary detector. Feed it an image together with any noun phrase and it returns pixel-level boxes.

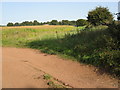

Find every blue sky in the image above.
[1,2,118,25]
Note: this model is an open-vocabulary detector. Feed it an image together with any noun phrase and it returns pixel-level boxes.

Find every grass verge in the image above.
[2,25,120,77]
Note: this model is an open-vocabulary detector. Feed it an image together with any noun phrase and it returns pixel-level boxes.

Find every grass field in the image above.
[1,25,120,77]
[2,25,76,48]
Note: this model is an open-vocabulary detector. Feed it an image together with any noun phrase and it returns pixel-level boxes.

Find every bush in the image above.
[27,25,120,77]
[108,22,120,46]
[98,50,120,76]
[66,26,120,77]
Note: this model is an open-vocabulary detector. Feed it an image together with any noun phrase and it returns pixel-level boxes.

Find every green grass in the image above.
[43,74,52,80]
[47,81,65,88]
[0,27,2,46]
[2,25,76,47]
[26,25,120,77]
[2,25,120,77]
[43,73,66,88]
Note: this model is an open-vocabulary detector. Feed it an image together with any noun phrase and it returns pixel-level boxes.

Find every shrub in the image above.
[108,22,120,46]
[26,25,120,77]
[98,50,120,76]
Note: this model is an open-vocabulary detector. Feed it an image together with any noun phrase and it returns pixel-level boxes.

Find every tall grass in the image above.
[2,25,120,77]
[2,25,76,47]
[27,25,120,77]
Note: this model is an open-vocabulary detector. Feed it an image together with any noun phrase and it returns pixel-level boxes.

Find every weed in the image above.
[47,81,65,88]
[43,74,52,80]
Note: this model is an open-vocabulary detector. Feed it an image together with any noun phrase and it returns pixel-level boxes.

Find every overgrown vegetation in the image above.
[2,24,119,77]
[2,6,120,77]
[27,24,120,77]
[43,74,66,88]
[2,25,76,47]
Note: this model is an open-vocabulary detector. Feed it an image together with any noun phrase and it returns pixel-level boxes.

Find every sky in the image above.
[0,2,119,25]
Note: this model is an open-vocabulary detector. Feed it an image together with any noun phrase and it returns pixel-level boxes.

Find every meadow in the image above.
[2,25,76,47]
[2,25,120,77]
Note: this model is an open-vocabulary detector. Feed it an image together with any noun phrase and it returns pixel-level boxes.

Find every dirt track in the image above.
[2,47,118,88]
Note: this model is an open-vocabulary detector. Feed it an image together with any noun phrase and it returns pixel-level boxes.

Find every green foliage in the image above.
[61,20,70,25]
[43,74,52,80]
[6,19,80,26]
[7,22,14,26]
[14,22,20,26]
[2,25,120,77]
[7,20,41,26]
[33,20,40,25]
[49,20,59,25]
[49,20,76,26]
[108,22,120,45]
[98,50,120,75]
[27,25,119,77]
[87,6,113,26]
[20,21,33,26]
[47,81,54,86]
[2,26,76,47]
[69,21,76,26]
[76,19,88,26]
[47,81,65,88]
[59,20,76,26]
[43,74,65,88]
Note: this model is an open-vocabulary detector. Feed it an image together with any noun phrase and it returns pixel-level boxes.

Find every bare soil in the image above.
[2,47,118,88]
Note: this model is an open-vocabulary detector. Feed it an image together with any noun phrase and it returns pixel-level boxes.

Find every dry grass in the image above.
[2,25,74,29]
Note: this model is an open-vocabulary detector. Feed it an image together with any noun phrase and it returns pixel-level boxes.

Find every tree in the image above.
[14,22,20,26]
[20,21,29,26]
[58,21,62,25]
[76,19,88,26]
[46,21,50,24]
[49,20,59,25]
[117,13,120,20]
[61,20,69,25]
[29,21,33,26]
[87,6,113,26]
[33,20,40,25]
[69,21,76,26]
[7,22,14,26]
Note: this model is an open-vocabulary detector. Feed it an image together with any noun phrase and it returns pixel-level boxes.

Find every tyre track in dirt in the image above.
[2,47,118,88]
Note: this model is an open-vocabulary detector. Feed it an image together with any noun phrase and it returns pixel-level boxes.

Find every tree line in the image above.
[7,19,88,27]
[7,6,114,27]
